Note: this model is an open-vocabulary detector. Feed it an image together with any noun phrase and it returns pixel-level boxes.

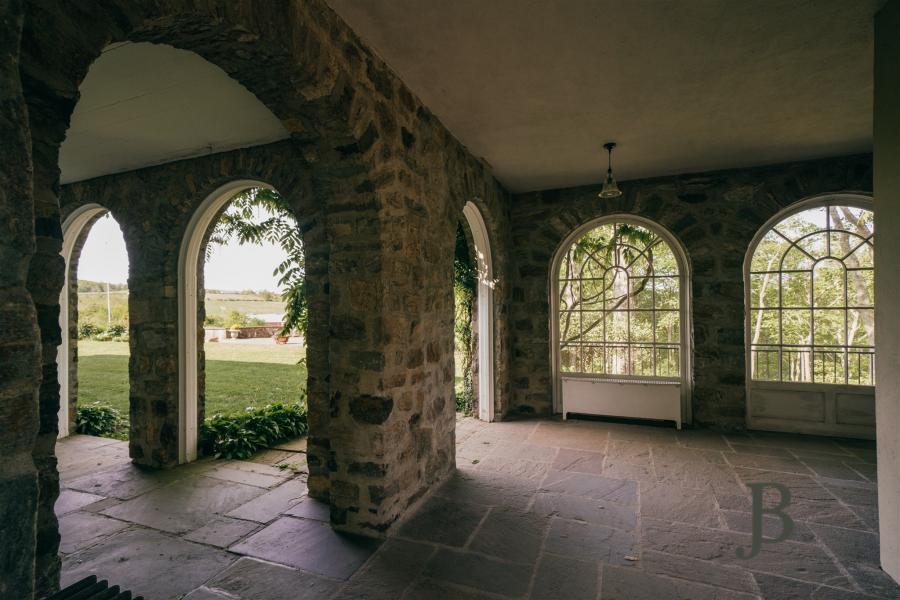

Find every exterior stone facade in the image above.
[508,154,873,428]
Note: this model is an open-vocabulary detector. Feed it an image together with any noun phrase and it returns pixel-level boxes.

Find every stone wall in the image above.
[508,154,872,428]
[0,1,41,597]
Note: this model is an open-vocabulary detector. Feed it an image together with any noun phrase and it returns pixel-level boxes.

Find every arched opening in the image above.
[457,202,496,422]
[179,180,307,463]
[745,193,875,438]
[58,205,130,440]
[550,215,692,426]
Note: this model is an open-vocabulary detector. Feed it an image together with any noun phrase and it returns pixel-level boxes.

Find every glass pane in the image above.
[812,259,845,308]
[751,273,779,309]
[559,313,579,342]
[580,277,606,311]
[796,232,829,260]
[630,276,654,309]
[656,346,679,378]
[559,346,579,372]
[751,346,780,381]
[652,241,679,275]
[829,230,863,260]
[846,269,873,307]
[655,310,680,343]
[751,230,790,272]
[632,346,654,376]
[655,276,680,309]
[780,271,810,308]
[782,347,812,383]
[750,309,779,345]
[627,252,652,278]
[846,241,873,268]
[849,308,874,347]
[812,350,844,384]
[776,207,826,241]
[583,346,605,375]
[782,309,812,345]
[605,312,628,343]
[813,309,845,346]
[631,311,654,342]
[580,311,605,342]
[781,245,814,271]
[847,350,874,386]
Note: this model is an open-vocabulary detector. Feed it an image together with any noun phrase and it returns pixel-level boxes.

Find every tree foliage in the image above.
[207,188,307,336]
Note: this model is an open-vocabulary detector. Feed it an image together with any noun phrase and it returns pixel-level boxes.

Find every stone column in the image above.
[0,2,41,596]
[125,218,181,467]
[875,0,900,584]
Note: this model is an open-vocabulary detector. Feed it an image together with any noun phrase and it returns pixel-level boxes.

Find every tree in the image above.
[206,188,307,336]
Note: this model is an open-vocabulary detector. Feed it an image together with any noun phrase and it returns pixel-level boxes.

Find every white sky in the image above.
[78,213,286,292]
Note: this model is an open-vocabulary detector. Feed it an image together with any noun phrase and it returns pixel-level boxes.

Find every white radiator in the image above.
[562,376,682,428]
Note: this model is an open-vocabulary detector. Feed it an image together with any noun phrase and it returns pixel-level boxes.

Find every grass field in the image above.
[77,340,307,421]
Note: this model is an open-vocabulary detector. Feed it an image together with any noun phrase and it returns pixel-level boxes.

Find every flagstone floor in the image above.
[57,417,898,599]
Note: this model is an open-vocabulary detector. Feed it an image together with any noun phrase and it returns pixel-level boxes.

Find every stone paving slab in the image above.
[62,527,235,599]
[225,477,308,523]
[183,516,261,547]
[101,475,265,534]
[199,556,341,599]
[230,515,381,580]
[58,512,130,554]
[55,489,106,516]
[334,539,435,600]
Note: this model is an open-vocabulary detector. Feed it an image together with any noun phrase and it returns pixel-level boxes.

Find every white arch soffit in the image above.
[548,214,694,425]
[742,191,874,430]
[58,203,108,438]
[178,179,276,463]
[462,201,496,423]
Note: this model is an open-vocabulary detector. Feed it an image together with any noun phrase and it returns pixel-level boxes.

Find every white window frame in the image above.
[549,215,693,425]
[744,192,875,438]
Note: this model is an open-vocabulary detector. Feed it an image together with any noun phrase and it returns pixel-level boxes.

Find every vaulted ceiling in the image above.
[327,0,880,192]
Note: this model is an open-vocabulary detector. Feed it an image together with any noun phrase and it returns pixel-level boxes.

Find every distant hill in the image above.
[78,279,128,293]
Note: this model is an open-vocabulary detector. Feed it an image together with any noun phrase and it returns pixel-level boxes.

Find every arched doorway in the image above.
[462,201,496,422]
[179,180,305,463]
[744,193,875,438]
[58,204,128,439]
[550,215,693,426]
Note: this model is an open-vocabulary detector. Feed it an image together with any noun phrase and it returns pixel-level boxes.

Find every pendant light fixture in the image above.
[598,142,623,199]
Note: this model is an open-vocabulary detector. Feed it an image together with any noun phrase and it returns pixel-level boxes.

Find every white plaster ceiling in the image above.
[59,42,289,184]
[327,0,880,192]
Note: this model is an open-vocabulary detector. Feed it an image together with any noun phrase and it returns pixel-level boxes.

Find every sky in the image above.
[78,213,286,292]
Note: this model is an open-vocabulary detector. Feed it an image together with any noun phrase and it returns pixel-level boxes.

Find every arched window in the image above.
[748,202,874,385]
[551,216,691,426]
[745,195,875,438]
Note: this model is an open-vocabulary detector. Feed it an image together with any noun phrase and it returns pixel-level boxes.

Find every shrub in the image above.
[200,401,308,460]
[75,402,120,437]
[107,323,127,337]
[78,323,104,339]
[204,314,225,327]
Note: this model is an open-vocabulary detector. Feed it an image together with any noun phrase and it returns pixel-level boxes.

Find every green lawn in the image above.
[77,340,307,420]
